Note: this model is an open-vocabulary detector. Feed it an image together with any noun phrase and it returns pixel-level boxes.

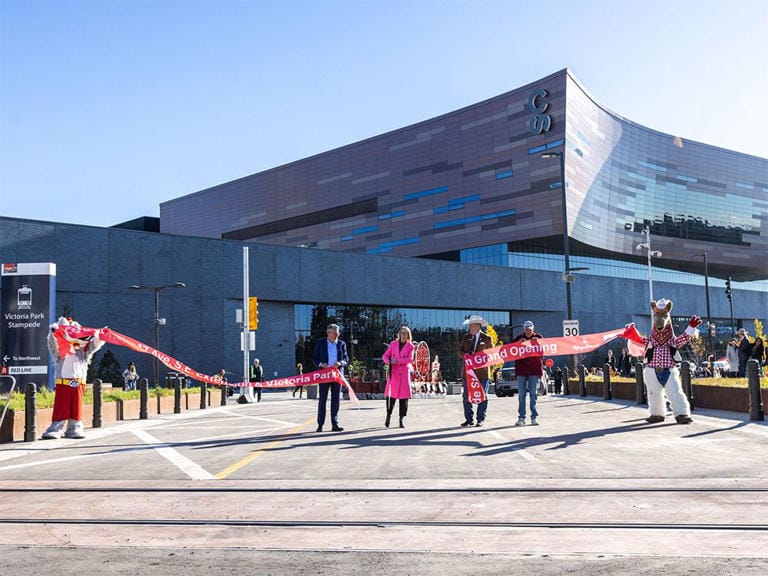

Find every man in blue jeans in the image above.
[512,320,544,426]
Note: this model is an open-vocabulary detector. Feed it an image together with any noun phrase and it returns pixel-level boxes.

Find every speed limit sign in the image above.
[563,319,580,337]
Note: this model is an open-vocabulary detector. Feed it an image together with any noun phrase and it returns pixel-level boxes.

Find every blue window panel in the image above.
[549,181,563,189]
[577,131,591,146]
[353,225,378,235]
[637,160,667,172]
[495,170,513,180]
[434,204,464,215]
[677,175,697,183]
[490,209,517,219]
[370,237,420,252]
[449,194,481,206]
[735,182,754,190]
[378,210,406,220]
[545,138,565,150]
[434,209,516,230]
[404,185,449,201]
[527,138,564,155]
[341,235,353,242]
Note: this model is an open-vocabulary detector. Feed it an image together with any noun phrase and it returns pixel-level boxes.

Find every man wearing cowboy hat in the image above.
[457,314,494,427]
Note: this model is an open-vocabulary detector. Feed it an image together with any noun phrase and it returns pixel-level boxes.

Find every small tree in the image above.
[485,324,504,378]
[95,350,122,385]
[688,333,706,365]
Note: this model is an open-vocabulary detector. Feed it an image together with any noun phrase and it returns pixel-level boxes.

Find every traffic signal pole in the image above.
[725,276,735,336]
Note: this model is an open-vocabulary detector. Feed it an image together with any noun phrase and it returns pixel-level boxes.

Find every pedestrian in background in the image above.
[249,358,264,402]
[382,326,414,428]
[293,363,304,398]
[736,329,752,377]
[122,362,139,391]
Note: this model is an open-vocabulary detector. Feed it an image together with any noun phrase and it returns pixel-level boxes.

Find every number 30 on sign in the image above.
[563,320,579,337]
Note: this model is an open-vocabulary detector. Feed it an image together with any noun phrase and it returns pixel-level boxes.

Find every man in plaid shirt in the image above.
[641,298,702,424]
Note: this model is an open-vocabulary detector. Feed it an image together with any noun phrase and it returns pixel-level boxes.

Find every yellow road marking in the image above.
[215,417,315,479]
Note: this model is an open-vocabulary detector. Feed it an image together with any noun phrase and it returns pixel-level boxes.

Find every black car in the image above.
[493,361,517,397]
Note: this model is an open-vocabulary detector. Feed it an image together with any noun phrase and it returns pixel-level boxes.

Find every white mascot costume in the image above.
[42,317,105,439]
[641,299,701,424]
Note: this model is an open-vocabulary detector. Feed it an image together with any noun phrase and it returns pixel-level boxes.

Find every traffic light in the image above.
[724,277,732,302]
[248,296,259,329]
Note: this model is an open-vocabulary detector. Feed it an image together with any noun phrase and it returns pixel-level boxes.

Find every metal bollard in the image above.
[603,363,612,400]
[220,384,227,406]
[174,376,182,414]
[139,378,149,420]
[747,359,764,421]
[578,364,587,397]
[93,379,103,428]
[680,361,694,411]
[200,382,207,409]
[635,362,645,405]
[24,382,37,442]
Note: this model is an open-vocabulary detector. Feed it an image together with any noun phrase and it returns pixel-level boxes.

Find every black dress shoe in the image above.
[399,419,405,428]
[316,426,323,432]
[476,420,484,427]
[460,421,473,427]
[331,426,344,432]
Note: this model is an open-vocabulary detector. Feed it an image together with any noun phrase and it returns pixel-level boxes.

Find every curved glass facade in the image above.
[565,74,767,282]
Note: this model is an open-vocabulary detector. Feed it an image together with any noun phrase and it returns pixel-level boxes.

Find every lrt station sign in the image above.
[1,263,56,391]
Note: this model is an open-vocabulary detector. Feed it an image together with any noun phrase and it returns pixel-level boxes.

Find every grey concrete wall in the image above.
[1,217,766,384]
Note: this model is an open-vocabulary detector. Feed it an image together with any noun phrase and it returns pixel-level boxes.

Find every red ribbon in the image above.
[464,325,645,372]
[87,327,357,401]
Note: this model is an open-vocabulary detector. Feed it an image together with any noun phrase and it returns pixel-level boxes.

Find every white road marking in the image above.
[0,451,105,472]
[131,428,216,480]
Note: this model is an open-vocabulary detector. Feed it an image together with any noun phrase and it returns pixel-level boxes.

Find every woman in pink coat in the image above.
[382,325,415,428]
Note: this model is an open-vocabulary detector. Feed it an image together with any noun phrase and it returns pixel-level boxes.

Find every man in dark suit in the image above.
[312,323,349,432]
[457,314,494,427]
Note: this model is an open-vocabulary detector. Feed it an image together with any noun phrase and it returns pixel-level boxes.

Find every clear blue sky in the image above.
[1,0,766,228]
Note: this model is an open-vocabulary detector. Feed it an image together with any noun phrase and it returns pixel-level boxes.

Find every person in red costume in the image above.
[639,299,702,424]
[42,317,106,439]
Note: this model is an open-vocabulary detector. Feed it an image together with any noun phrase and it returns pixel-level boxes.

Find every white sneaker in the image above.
[530,419,539,426]
[65,420,85,439]
[42,420,66,440]
[515,419,525,427]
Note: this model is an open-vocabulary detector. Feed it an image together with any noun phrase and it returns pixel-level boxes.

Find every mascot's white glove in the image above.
[685,315,702,336]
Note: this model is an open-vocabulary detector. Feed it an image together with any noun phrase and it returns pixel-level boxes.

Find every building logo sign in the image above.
[529,88,552,135]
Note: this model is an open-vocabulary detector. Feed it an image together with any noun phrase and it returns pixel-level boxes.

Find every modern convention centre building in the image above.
[2,69,766,382]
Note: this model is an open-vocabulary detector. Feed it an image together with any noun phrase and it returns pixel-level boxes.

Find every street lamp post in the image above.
[694,253,714,361]
[636,226,662,303]
[541,151,572,322]
[129,282,186,386]
[542,151,588,370]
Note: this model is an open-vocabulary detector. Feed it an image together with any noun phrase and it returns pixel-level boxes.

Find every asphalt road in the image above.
[1,391,766,575]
